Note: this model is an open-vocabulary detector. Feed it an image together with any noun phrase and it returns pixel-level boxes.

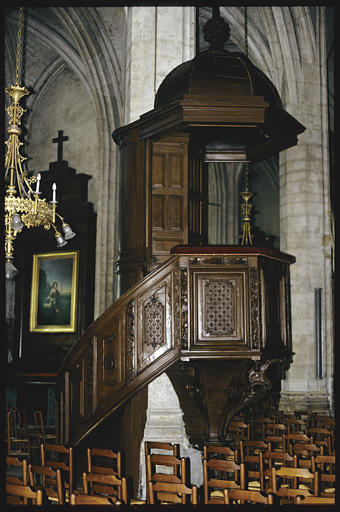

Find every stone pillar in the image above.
[138,373,203,499]
[278,24,333,413]
[124,7,198,498]
[125,6,195,123]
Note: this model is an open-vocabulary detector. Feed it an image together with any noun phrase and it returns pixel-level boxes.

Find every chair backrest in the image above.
[28,463,64,505]
[292,442,321,457]
[148,480,198,504]
[307,427,334,454]
[6,455,28,485]
[6,481,44,505]
[203,444,237,461]
[228,420,250,442]
[82,471,128,504]
[87,447,122,476]
[239,440,268,463]
[271,466,319,496]
[203,457,246,504]
[223,487,274,505]
[40,443,73,493]
[286,418,307,433]
[294,494,335,505]
[70,492,119,505]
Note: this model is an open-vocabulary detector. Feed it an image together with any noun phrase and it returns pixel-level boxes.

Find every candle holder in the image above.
[240,164,254,246]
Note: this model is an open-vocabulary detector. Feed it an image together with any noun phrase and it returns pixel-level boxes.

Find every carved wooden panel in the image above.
[151,140,188,258]
[191,270,249,350]
[95,314,125,407]
[137,272,174,371]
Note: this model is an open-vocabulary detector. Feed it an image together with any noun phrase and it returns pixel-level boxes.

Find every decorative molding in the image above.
[250,267,260,349]
[126,300,136,383]
[190,257,247,266]
[180,268,188,349]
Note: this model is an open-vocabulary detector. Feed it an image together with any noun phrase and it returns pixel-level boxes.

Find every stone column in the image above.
[123,8,198,497]
[138,373,203,499]
[278,14,333,412]
[124,6,195,123]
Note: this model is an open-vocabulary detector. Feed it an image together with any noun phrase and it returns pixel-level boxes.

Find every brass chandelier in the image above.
[5,8,75,264]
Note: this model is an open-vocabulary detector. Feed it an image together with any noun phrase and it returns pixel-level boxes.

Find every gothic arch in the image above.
[5,7,127,314]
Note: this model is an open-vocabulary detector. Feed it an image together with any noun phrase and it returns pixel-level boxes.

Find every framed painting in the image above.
[29,251,78,333]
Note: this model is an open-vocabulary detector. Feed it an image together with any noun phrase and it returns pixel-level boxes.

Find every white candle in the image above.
[52,182,57,202]
[35,173,41,193]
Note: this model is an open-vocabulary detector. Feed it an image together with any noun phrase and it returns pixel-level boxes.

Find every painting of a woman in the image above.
[30,251,78,332]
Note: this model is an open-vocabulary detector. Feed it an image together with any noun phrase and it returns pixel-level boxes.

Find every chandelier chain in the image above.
[15,8,24,85]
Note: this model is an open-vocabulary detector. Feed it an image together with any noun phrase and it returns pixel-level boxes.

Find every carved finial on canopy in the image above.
[203,6,230,51]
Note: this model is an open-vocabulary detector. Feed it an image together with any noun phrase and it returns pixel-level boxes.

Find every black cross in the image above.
[52,130,68,161]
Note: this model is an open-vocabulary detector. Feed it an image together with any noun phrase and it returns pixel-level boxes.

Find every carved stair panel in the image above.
[57,256,182,446]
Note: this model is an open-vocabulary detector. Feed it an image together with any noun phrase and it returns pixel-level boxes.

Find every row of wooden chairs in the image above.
[6,426,335,505]
[228,415,335,454]
[7,408,56,459]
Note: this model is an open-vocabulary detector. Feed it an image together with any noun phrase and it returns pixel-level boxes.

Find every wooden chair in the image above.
[6,455,28,485]
[286,432,312,455]
[203,457,246,504]
[308,427,334,454]
[291,442,321,458]
[264,423,287,452]
[286,418,308,433]
[28,463,64,504]
[228,420,250,445]
[269,465,319,504]
[82,471,128,504]
[263,450,296,490]
[239,439,268,462]
[6,481,44,506]
[313,454,336,497]
[32,411,57,445]
[40,442,73,496]
[309,414,335,429]
[223,487,275,505]
[240,446,265,492]
[294,494,335,505]
[148,480,198,504]
[144,440,180,502]
[87,447,122,476]
[70,492,120,505]
[249,417,272,440]
[7,409,30,458]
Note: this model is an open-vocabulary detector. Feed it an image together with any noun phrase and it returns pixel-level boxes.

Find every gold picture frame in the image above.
[29,251,78,333]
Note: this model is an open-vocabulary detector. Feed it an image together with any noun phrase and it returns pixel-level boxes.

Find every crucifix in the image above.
[52,130,68,161]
